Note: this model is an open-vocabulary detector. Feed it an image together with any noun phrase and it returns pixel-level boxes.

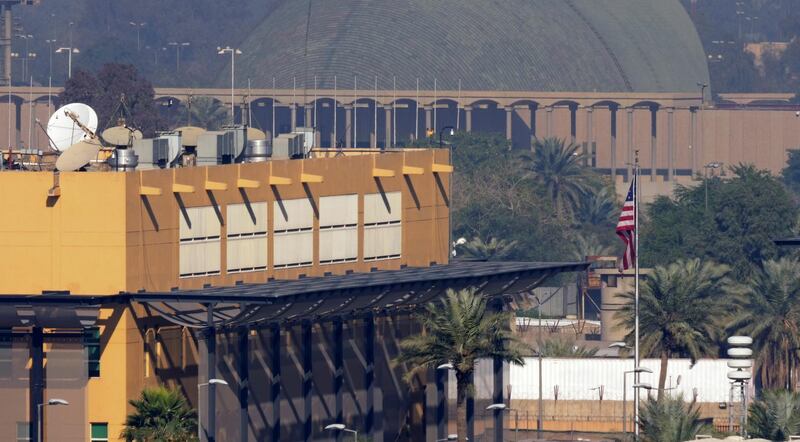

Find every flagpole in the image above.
[634,149,641,440]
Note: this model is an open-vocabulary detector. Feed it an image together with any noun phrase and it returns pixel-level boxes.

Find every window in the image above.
[16,422,30,442]
[90,423,108,442]
[227,202,268,273]
[84,327,100,378]
[605,275,618,288]
[363,192,402,260]
[319,195,358,264]
[179,206,221,277]
[273,198,314,268]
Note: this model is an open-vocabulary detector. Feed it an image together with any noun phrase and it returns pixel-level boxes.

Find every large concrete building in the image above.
[0,147,585,441]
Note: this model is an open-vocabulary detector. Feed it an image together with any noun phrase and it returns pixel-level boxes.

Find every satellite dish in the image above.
[175,126,206,147]
[46,103,99,152]
[55,139,101,171]
[102,126,142,146]
[247,127,266,141]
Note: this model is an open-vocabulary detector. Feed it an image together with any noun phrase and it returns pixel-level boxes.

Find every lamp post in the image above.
[703,162,722,210]
[38,398,68,442]
[16,34,32,81]
[486,403,519,442]
[217,46,242,125]
[439,126,455,148]
[533,294,544,440]
[168,41,190,72]
[609,344,653,435]
[324,423,358,442]
[55,47,79,79]
[436,435,458,441]
[198,378,228,442]
[128,22,146,51]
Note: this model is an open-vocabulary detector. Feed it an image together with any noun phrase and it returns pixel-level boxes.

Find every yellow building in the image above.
[0,146,584,442]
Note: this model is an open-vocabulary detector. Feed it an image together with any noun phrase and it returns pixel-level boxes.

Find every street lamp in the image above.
[217,46,242,124]
[437,362,454,370]
[436,435,458,441]
[168,41,190,72]
[703,161,722,210]
[324,423,358,442]
[696,82,708,105]
[486,403,520,442]
[55,47,79,79]
[620,365,653,434]
[439,126,455,148]
[128,22,146,51]
[16,34,32,81]
[198,378,228,442]
[38,398,69,442]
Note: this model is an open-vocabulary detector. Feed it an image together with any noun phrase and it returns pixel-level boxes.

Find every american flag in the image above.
[616,177,636,271]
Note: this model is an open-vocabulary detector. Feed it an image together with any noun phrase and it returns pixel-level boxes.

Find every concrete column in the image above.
[545,106,553,137]
[290,104,297,132]
[384,105,392,148]
[436,361,447,441]
[529,105,536,140]
[626,107,634,181]
[585,106,593,148]
[650,106,658,182]
[569,104,577,145]
[610,106,617,179]
[344,105,352,147]
[333,319,344,442]
[238,328,249,442]
[302,320,313,442]
[305,105,312,128]
[505,106,513,140]
[199,307,218,442]
[464,106,472,132]
[424,106,432,135]
[29,327,43,442]
[667,107,674,181]
[690,108,697,177]
[270,324,281,442]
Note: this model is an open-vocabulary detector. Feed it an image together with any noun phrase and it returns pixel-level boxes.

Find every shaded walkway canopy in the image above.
[0,261,588,328]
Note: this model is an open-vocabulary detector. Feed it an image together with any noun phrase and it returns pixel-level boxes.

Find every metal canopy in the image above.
[132,261,588,328]
[0,261,588,329]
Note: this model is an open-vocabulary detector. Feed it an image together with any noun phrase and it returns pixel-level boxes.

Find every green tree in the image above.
[642,165,798,281]
[783,149,800,196]
[121,386,197,442]
[638,394,709,442]
[181,96,230,131]
[458,237,517,261]
[577,186,618,227]
[748,389,800,440]
[59,63,161,137]
[519,137,593,219]
[615,259,733,397]
[730,258,800,389]
[570,233,615,261]
[397,288,526,442]
[538,336,598,357]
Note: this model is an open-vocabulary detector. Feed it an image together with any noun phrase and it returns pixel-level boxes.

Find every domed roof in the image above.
[223,0,709,93]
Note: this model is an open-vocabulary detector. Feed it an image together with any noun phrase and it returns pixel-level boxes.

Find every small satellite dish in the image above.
[55,139,101,171]
[102,126,142,147]
[175,126,206,147]
[247,127,266,141]
[46,103,99,152]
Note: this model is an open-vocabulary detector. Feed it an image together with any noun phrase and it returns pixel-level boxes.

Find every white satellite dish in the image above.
[46,103,99,152]
[55,139,101,171]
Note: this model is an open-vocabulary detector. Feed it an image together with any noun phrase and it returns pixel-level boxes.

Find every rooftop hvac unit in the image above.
[132,138,171,169]
[273,133,304,160]
[292,126,315,151]
[196,131,226,165]
[221,125,248,161]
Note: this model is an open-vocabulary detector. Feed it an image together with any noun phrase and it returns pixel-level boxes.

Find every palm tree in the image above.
[729,258,800,390]
[181,96,229,130]
[397,288,527,442]
[615,259,733,397]
[121,386,197,442]
[538,336,598,357]
[638,394,708,442]
[570,233,615,261]
[577,187,618,226]
[519,137,592,219]
[748,389,800,440]
[459,237,518,261]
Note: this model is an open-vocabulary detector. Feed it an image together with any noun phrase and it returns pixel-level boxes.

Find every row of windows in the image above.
[179,193,402,277]
[16,422,107,441]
